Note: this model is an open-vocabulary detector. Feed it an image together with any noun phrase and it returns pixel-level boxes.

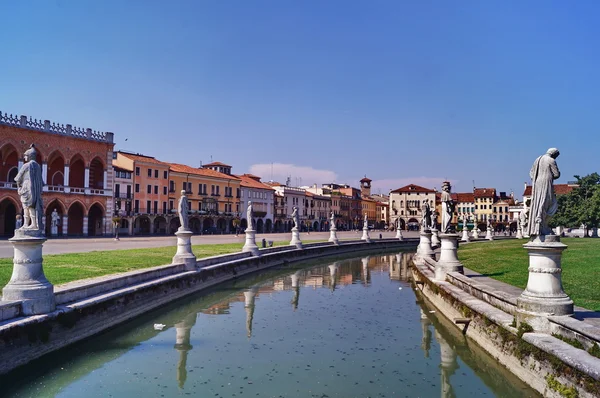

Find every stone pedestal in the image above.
[435,233,463,281]
[328,226,339,245]
[51,225,58,237]
[417,230,435,260]
[290,227,302,248]
[461,228,470,242]
[472,228,480,239]
[485,228,494,240]
[361,226,371,243]
[2,229,55,315]
[517,235,573,330]
[395,227,403,240]
[172,228,197,270]
[242,228,260,256]
[516,228,523,239]
[430,229,440,248]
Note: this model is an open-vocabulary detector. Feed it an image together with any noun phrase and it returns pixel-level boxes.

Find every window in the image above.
[170,180,175,192]
[154,185,158,195]
[211,185,215,195]
[153,201,158,214]
[147,185,151,194]
[134,200,139,212]
[147,169,152,177]
[169,200,174,210]
[135,167,140,176]
[163,186,167,195]
[146,200,151,213]
[198,184,202,194]
[236,188,240,198]
[154,170,158,178]
[135,183,140,193]
[163,202,167,214]
[163,170,167,179]
[215,185,220,195]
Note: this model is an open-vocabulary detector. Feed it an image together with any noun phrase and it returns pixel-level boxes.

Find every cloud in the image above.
[371,177,460,194]
[249,163,338,187]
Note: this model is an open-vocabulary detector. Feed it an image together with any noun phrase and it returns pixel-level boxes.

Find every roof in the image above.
[474,188,496,198]
[236,174,274,190]
[456,193,475,203]
[361,196,376,202]
[265,181,283,187]
[360,177,372,183]
[119,151,169,166]
[523,184,576,196]
[390,184,436,194]
[203,161,231,168]
[113,165,133,172]
[169,163,240,180]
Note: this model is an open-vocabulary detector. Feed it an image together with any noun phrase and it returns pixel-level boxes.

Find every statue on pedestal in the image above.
[330,211,335,228]
[51,208,60,236]
[363,213,368,229]
[291,206,299,229]
[462,214,468,230]
[15,144,44,232]
[430,210,438,230]
[441,182,455,233]
[396,217,402,230]
[178,190,189,230]
[421,200,432,231]
[527,148,560,237]
[519,203,529,236]
[247,201,254,230]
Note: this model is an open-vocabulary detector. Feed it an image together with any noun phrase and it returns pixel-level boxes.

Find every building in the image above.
[0,111,114,237]
[237,174,274,233]
[455,192,475,229]
[473,188,497,223]
[389,184,437,230]
[305,191,331,231]
[268,183,307,232]
[113,164,134,235]
[113,152,171,235]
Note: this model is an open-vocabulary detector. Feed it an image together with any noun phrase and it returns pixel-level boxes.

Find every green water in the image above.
[2,251,539,397]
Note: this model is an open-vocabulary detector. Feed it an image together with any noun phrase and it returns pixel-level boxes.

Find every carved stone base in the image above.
[516,229,523,239]
[435,233,463,281]
[290,228,302,248]
[395,228,403,241]
[328,227,339,245]
[517,236,573,330]
[417,230,434,260]
[2,233,55,315]
[461,229,470,242]
[361,227,371,243]
[485,229,494,240]
[472,229,480,239]
[430,229,440,248]
[242,228,260,256]
[173,228,197,270]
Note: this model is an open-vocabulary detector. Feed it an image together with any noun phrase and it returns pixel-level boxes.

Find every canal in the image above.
[2,250,539,397]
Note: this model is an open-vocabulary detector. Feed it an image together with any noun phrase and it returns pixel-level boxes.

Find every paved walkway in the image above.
[0,230,420,258]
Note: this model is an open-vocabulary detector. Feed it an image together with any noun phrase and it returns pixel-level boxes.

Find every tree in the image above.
[551,173,600,230]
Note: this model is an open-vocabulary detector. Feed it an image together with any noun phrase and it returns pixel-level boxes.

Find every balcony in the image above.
[0,182,17,189]
[115,192,132,199]
[133,207,170,216]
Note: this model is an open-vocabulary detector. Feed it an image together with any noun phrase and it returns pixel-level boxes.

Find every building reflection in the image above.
[174,313,197,388]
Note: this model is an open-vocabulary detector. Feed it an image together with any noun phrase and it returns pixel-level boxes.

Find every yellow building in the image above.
[473,188,496,223]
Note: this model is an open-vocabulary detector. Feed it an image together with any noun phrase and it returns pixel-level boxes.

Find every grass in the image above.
[458,238,600,311]
[0,241,297,288]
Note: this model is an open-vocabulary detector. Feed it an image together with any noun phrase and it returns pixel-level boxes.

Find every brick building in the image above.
[0,111,114,236]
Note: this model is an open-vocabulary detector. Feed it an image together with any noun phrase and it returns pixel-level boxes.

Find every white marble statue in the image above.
[330,211,335,228]
[15,144,44,231]
[462,214,468,230]
[396,217,402,230]
[441,182,455,233]
[487,218,492,230]
[421,200,432,231]
[363,213,368,229]
[519,205,529,236]
[430,210,438,230]
[246,201,254,230]
[291,206,299,229]
[527,148,560,237]
[178,190,189,230]
[51,209,60,228]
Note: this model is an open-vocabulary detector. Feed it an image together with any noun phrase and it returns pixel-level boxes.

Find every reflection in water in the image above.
[174,313,196,388]
[2,250,541,398]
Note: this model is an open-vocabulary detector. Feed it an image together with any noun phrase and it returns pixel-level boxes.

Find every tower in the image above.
[360,176,372,197]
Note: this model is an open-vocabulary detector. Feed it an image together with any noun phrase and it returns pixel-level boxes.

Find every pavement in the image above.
[0,230,420,258]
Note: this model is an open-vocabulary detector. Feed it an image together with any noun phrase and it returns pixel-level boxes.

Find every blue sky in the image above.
[1,0,599,196]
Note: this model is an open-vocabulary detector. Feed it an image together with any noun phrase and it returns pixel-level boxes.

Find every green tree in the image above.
[551,173,600,230]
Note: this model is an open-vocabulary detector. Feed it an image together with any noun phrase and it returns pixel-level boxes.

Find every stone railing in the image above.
[0,111,114,144]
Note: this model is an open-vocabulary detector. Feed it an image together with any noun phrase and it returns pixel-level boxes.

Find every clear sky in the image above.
[1,0,599,196]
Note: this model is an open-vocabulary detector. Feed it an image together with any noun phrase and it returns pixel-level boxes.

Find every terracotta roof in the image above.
[203,161,231,168]
[119,152,169,166]
[169,163,240,180]
[361,196,376,202]
[390,184,435,194]
[456,193,475,203]
[360,177,372,183]
[473,188,496,198]
[113,165,133,172]
[523,184,576,196]
[236,174,274,190]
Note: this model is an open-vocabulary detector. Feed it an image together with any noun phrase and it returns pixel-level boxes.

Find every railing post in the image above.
[66,124,72,136]
[44,120,50,131]
[86,128,92,138]
[20,115,27,127]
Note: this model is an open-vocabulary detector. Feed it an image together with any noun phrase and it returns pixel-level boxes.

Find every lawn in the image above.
[458,238,600,311]
[0,241,296,288]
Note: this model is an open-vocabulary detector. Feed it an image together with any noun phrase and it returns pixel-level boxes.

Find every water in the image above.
[3,251,539,397]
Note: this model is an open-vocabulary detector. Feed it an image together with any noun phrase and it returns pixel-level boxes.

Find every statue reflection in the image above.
[290,270,302,310]
[389,253,401,281]
[328,263,339,292]
[244,287,258,338]
[174,313,197,389]
[420,308,432,358]
[435,329,459,398]
[361,256,370,285]
[400,253,409,281]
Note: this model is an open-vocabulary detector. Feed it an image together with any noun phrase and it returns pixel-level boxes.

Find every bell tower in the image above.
[360,176,372,197]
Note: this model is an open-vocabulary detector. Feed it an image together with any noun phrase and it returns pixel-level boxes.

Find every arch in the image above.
[190,217,201,234]
[45,199,65,237]
[69,154,85,188]
[407,218,419,231]
[203,217,214,233]
[47,150,65,187]
[240,218,248,230]
[274,219,282,233]
[0,143,19,183]
[89,156,105,189]
[265,219,273,233]
[0,198,18,236]
[88,203,104,236]
[256,218,264,233]
[135,215,151,235]
[67,201,85,235]
[216,218,227,232]
[120,218,129,229]
[169,218,181,234]
[7,167,18,183]
[154,216,167,235]
[313,221,319,231]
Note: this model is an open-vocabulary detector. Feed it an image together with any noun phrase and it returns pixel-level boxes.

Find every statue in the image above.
[421,200,432,231]
[178,190,189,230]
[51,209,60,228]
[462,214,468,230]
[520,203,529,235]
[430,210,438,230]
[291,206,299,229]
[15,215,23,230]
[487,218,492,230]
[246,201,254,230]
[330,211,335,227]
[363,213,368,229]
[441,182,455,233]
[15,144,44,231]
[527,148,561,237]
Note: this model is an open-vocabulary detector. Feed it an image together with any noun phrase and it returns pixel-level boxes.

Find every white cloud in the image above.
[249,163,338,187]
[371,177,460,194]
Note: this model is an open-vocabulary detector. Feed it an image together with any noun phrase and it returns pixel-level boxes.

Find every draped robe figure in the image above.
[363,213,368,229]
[421,201,432,231]
[330,211,335,228]
[441,182,455,233]
[527,148,560,237]
[291,207,299,229]
[246,201,254,230]
[15,144,44,230]
[178,190,189,230]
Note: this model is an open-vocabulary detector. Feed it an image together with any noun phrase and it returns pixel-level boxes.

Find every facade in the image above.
[305,191,331,231]
[473,188,496,222]
[113,152,171,235]
[0,111,114,237]
[455,192,475,229]
[370,193,390,229]
[113,165,134,235]
[269,183,307,232]
[389,184,437,230]
[360,196,377,226]
[237,174,274,233]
